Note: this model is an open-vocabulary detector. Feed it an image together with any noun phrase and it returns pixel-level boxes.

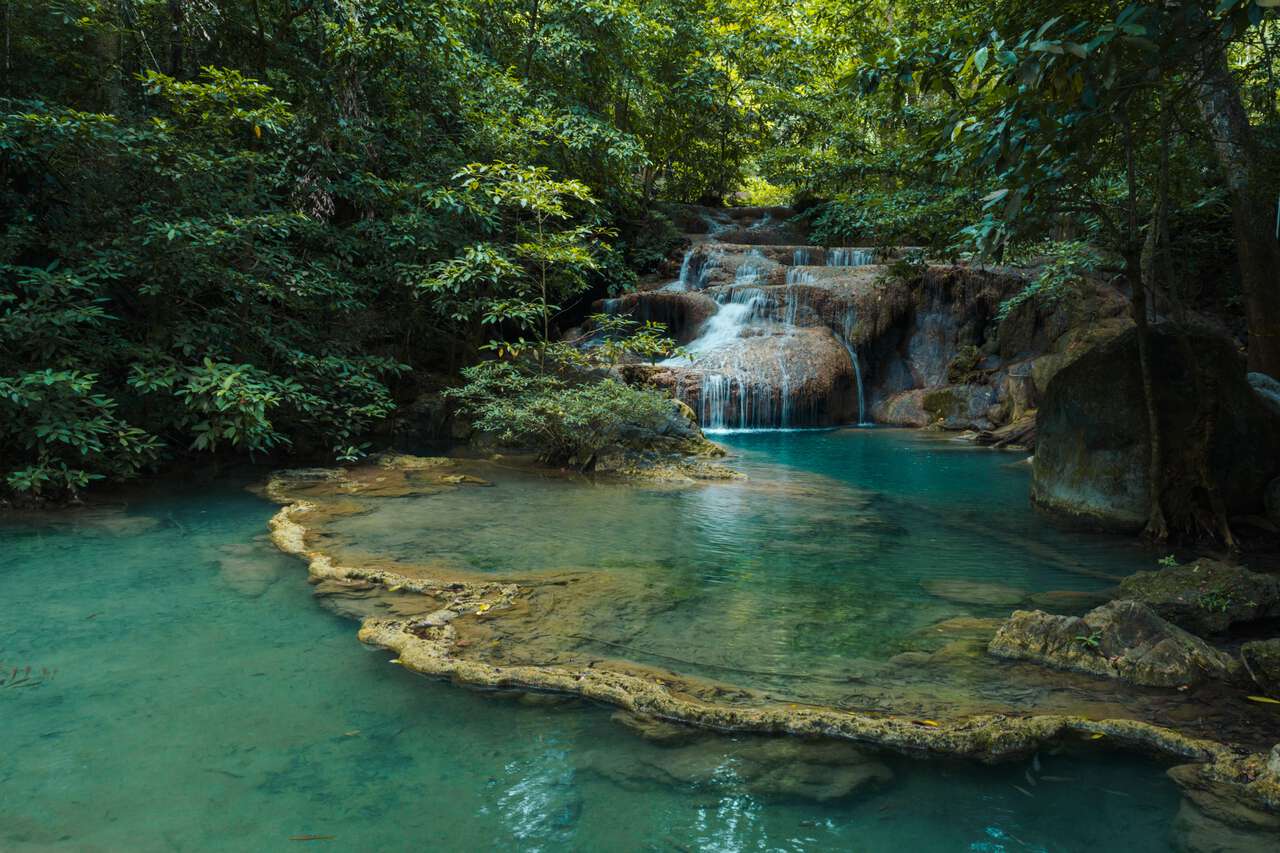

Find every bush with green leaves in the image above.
[447,362,676,466]
[997,241,1102,321]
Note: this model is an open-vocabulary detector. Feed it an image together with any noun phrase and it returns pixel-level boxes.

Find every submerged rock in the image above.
[1117,560,1280,636]
[611,711,703,746]
[1026,588,1116,615]
[583,735,893,803]
[1169,747,1280,852]
[1241,640,1280,698]
[988,600,1239,687]
[1032,325,1280,531]
[922,579,1026,607]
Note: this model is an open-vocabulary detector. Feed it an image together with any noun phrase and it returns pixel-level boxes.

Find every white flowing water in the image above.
[840,307,869,425]
[792,247,819,266]
[828,247,874,267]
[664,247,722,291]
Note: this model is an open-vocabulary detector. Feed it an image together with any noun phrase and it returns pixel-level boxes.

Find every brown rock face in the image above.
[666,325,859,428]
[988,600,1240,687]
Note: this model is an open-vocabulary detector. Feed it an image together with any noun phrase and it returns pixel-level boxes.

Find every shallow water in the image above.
[324,429,1152,693]
[1,438,1189,851]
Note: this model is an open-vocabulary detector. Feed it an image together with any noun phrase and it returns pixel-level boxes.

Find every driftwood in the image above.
[974,416,1037,450]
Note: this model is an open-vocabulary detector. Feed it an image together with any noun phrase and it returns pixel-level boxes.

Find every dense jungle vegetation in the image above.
[3,0,1278,500]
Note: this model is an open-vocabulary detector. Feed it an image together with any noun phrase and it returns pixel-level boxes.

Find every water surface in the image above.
[1,442,1186,851]
[324,429,1151,694]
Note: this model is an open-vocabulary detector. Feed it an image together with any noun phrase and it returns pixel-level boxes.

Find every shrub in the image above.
[447,362,674,465]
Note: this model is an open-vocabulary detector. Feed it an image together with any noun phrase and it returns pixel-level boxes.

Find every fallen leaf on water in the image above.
[389,659,403,665]
[918,719,940,727]
[1246,695,1280,705]
[289,835,335,842]
[343,730,360,737]
[1089,733,1105,739]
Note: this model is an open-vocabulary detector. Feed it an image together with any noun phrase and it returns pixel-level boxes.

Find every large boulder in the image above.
[1032,325,1280,531]
[872,383,998,430]
[988,599,1239,687]
[660,325,859,427]
[1118,560,1280,636]
[1266,476,1280,525]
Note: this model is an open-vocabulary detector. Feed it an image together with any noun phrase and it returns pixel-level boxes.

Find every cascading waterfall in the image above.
[838,308,869,425]
[663,248,721,292]
[639,212,879,431]
[783,267,814,327]
[785,267,815,286]
[734,248,766,287]
[827,248,874,267]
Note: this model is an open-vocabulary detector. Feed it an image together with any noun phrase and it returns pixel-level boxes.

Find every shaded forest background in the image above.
[2,0,1278,497]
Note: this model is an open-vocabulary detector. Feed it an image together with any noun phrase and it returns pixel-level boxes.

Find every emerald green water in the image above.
[323,429,1152,707]
[2,433,1187,851]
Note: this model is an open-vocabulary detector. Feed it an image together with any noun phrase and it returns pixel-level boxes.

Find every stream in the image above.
[1,432,1197,851]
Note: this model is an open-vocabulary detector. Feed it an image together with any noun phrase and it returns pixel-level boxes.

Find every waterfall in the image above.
[792,248,817,266]
[677,250,695,287]
[785,267,815,286]
[839,308,869,425]
[663,248,721,292]
[734,250,765,286]
[663,289,768,365]
[600,297,622,315]
[700,374,732,430]
[827,248,874,267]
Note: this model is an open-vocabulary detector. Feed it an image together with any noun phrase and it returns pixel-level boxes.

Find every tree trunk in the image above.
[1124,114,1168,541]
[1195,49,1280,378]
[168,0,185,77]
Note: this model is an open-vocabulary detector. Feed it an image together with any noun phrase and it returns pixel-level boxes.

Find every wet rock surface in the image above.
[1118,560,1280,636]
[988,600,1240,688]
[1032,325,1280,531]
[1169,747,1280,851]
[1241,640,1280,698]
[583,730,894,802]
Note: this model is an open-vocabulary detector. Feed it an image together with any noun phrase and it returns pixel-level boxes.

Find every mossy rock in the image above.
[1241,640,1280,698]
[988,600,1241,687]
[1118,560,1280,636]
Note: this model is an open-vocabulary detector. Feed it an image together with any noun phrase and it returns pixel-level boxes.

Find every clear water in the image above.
[1,440,1187,851]
[323,430,1155,711]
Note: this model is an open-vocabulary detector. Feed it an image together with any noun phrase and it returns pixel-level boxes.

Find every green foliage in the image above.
[5,0,1278,497]
[555,314,686,368]
[810,188,977,254]
[881,249,929,284]
[997,241,1102,320]
[1,0,759,497]
[447,362,675,465]
[1158,554,1180,568]
[1074,630,1103,651]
